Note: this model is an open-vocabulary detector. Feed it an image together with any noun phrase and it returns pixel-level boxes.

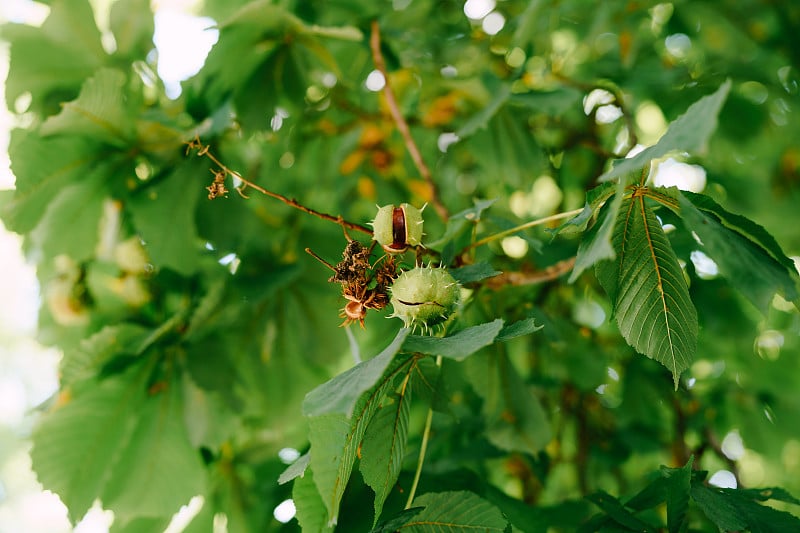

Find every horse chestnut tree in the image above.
[1,0,799,531]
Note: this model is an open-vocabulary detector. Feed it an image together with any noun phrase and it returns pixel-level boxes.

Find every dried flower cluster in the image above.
[317,240,399,327]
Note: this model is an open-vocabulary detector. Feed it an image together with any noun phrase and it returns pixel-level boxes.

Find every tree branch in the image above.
[485,257,577,289]
[369,20,449,222]
[187,137,373,235]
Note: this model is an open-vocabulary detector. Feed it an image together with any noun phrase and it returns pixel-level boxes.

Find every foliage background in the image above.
[1,0,800,531]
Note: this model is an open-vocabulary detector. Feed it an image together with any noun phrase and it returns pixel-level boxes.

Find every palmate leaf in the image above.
[307,349,417,525]
[495,317,544,341]
[596,194,697,387]
[399,491,511,532]
[552,180,617,237]
[569,81,732,282]
[32,362,205,523]
[278,452,310,485]
[598,80,731,184]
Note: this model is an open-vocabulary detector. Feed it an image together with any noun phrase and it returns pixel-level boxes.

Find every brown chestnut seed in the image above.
[391,207,407,250]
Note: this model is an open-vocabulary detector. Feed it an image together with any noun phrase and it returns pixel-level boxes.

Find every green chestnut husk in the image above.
[389,265,459,331]
[371,203,424,253]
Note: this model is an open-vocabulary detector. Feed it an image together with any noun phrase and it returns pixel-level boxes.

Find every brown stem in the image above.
[485,257,577,289]
[369,20,449,222]
[187,137,372,235]
[699,425,740,483]
[671,395,692,467]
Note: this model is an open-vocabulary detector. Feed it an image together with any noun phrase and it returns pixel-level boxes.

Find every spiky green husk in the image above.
[371,203,424,252]
[389,265,459,332]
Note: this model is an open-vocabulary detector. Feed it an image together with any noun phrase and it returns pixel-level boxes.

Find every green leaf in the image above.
[598,80,731,183]
[3,130,104,233]
[40,68,137,145]
[109,0,155,61]
[403,319,505,361]
[456,81,512,138]
[735,487,800,506]
[596,194,697,387]
[128,163,203,276]
[192,2,299,107]
[662,457,692,533]
[496,317,544,342]
[110,516,171,533]
[278,452,310,485]
[1,0,105,116]
[60,323,151,386]
[449,262,502,284]
[584,491,658,532]
[308,354,415,525]
[293,469,334,533]
[678,192,799,311]
[402,491,510,532]
[30,368,145,521]
[102,379,207,520]
[509,87,583,115]
[469,108,544,188]
[481,353,551,455]
[510,0,545,50]
[370,508,424,533]
[360,387,412,524]
[568,179,626,283]
[691,484,800,533]
[552,181,617,237]
[428,198,497,251]
[303,328,410,417]
[681,191,796,273]
[29,177,107,262]
[189,0,351,129]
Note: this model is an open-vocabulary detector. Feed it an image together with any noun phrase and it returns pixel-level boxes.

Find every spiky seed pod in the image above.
[371,203,424,253]
[389,265,460,331]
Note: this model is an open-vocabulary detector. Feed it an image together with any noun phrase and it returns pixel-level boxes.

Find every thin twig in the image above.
[187,137,373,235]
[553,73,639,156]
[464,208,584,253]
[369,20,449,222]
